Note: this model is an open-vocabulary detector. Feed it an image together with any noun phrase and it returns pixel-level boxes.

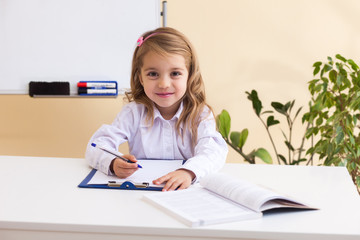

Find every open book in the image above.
[143,173,317,227]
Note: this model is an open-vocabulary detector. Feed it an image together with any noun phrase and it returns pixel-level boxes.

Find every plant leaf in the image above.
[291,158,307,165]
[278,154,288,164]
[285,141,295,151]
[238,128,249,149]
[324,63,333,72]
[313,61,322,68]
[335,125,344,145]
[284,101,292,113]
[335,54,347,62]
[230,131,240,148]
[261,110,274,115]
[294,106,303,119]
[267,116,280,127]
[328,56,333,64]
[246,90,263,116]
[216,110,231,139]
[271,102,286,114]
[254,148,272,164]
[329,69,337,84]
[347,59,359,71]
[313,66,320,76]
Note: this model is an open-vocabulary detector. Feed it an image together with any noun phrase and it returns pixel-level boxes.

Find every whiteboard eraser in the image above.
[29,81,70,97]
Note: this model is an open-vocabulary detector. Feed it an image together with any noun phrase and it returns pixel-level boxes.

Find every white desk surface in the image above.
[0,156,359,240]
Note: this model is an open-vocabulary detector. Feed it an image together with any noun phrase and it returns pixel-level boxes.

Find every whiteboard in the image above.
[0,0,160,94]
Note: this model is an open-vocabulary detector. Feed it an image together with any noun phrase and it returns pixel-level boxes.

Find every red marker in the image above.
[77,81,117,88]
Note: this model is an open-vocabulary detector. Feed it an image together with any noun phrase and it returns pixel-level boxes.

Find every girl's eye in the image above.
[147,72,159,78]
[171,71,181,77]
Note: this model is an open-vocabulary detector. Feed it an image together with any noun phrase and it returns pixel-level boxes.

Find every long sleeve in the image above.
[181,112,228,181]
[85,104,138,175]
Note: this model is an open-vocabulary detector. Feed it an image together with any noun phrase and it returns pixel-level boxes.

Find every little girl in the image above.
[85,27,228,191]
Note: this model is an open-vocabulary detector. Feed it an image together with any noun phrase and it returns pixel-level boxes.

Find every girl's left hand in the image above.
[153,169,195,191]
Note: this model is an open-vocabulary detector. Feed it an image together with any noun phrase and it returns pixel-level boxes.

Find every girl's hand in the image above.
[153,169,196,191]
[111,154,139,178]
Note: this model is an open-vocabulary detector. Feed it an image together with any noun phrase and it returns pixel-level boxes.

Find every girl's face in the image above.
[140,51,188,120]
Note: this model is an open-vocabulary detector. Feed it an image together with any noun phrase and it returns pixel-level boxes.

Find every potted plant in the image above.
[303,54,360,193]
[217,54,360,194]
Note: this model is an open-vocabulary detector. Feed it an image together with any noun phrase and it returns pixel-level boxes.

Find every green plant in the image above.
[216,90,309,165]
[246,90,310,165]
[216,109,272,164]
[303,54,360,193]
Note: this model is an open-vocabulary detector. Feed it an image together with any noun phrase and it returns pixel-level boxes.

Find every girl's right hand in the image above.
[111,154,139,178]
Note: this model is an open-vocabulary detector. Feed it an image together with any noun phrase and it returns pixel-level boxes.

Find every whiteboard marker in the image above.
[77,81,117,88]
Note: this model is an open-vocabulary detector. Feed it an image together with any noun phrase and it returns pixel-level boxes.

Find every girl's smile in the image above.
[156,92,174,98]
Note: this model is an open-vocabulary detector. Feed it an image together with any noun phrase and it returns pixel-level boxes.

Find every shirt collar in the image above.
[141,102,184,129]
[154,101,183,121]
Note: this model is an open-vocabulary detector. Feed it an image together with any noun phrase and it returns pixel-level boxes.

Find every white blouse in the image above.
[85,101,228,181]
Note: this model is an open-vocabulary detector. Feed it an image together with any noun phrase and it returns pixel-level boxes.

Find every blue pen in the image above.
[91,143,142,168]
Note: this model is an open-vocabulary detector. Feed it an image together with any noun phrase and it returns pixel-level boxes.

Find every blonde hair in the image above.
[125,27,212,146]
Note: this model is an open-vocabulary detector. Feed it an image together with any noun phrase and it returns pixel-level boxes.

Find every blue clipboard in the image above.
[78,169,163,191]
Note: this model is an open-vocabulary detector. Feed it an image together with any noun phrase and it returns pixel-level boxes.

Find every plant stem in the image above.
[224,138,255,164]
[258,117,281,164]
[288,115,293,164]
[297,121,310,162]
[306,129,314,166]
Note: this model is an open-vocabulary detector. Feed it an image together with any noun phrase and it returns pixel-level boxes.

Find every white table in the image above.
[0,156,359,240]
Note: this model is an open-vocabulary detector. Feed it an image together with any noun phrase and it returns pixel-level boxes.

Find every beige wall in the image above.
[1,0,360,163]
[0,95,126,157]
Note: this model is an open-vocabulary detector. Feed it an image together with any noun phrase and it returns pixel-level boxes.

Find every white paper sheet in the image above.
[88,159,183,187]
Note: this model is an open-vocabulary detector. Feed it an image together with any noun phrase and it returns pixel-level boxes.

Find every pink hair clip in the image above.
[137,37,145,47]
[137,32,161,47]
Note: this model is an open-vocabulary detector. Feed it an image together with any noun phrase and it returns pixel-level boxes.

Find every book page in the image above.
[143,187,261,227]
[88,159,183,187]
[200,173,310,212]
